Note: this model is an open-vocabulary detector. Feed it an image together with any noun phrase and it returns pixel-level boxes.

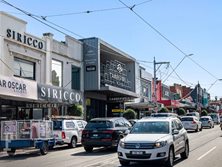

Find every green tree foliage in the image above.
[177,108,186,116]
[123,108,137,120]
[159,107,169,113]
[70,104,84,117]
[201,110,208,116]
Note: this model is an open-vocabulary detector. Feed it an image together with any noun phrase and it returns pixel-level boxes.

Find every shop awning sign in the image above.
[37,83,83,104]
[0,75,37,100]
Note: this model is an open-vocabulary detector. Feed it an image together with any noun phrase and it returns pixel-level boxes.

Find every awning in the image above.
[158,100,184,108]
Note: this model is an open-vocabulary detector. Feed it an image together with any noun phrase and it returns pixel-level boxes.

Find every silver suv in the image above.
[118,117,189,167]
[53,119,87,148]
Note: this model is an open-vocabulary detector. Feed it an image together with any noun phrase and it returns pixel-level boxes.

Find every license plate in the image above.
[131,151,143,155]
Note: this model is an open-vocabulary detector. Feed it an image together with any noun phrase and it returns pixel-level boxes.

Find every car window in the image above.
[65,121,75,129]
[77,121,84,128]
[123,119,132,127]
[131,121,169,134]
[181,117,193,121]
[175,119,183,130]
[85,120,113,129]
[53,121,62,130]
[114,119,125,127]
[200,118,209,121]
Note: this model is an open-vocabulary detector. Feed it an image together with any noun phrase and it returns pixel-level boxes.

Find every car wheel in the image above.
[119,160,130,166]
[69,137,77,148]
[7,148,16,156]
[195,126,199,132]
[166,147,174,167]
[200,126,202,131]
[181,141,189,159]
[40,142,48,155]
[84,146,93,152]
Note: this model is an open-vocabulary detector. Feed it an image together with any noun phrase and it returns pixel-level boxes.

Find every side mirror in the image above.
[172,129,179,135]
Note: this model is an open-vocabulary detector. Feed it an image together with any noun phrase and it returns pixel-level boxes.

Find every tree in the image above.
[159,107,169,113]
[177,108,186,116]
[123,109,137,120]
[201,110,208,116]
[69,104,84,117]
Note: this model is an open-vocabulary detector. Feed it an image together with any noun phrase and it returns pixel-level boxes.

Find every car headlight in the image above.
[119,140,125,148]
[155,141,167,148]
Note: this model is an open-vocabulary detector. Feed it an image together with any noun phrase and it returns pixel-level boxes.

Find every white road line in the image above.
[197,146,216,160]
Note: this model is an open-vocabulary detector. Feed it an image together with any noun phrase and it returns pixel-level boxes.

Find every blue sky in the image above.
[1,0,222,99]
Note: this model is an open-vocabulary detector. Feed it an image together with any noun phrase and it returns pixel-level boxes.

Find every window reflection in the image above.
[52,59,62,87]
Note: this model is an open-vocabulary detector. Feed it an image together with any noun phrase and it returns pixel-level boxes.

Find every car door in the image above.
[172,120,180,153]
[175,119,186,151]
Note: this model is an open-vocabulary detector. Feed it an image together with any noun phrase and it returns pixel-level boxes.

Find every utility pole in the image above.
[153,57,170,105]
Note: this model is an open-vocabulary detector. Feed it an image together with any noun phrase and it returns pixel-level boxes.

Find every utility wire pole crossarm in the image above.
[153,57,170,105]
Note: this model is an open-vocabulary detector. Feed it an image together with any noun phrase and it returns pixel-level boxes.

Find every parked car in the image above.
[208,113,220,124]
[118,117,189,167]
[181,116,202,132]
[199,116,214,128]
[186,112,200,120]
[150,113,179,118]
[52,119,87,148]
[81,117,131,152]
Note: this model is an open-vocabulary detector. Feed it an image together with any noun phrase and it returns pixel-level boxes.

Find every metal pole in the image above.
[153,57,157,103]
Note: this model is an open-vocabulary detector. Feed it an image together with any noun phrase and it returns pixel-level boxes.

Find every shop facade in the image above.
[81,38,138,120]
[0,12,83,120]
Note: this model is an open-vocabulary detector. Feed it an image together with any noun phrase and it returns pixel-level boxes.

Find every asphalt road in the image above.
[0,125,222,167]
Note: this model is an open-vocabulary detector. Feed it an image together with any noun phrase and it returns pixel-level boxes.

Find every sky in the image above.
[1,0,222,99]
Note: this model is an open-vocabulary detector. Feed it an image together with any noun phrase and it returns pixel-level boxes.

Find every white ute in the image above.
[118,117,189,167]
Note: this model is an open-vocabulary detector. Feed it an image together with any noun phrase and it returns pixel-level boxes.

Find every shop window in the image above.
[52,59,63,87]
[71,66,80,90]
[14,57,35,80]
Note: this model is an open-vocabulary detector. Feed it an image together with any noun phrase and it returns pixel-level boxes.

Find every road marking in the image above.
[197,146,216,160]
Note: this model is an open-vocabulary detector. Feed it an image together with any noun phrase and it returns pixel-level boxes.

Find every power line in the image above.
[118,0,219,83]
[41,0,152,18]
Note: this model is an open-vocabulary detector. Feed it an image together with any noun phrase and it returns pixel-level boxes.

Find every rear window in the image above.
[200,118,209,121]
[181,117,194,121]
[53,121,62,130]
[85,120,113,129]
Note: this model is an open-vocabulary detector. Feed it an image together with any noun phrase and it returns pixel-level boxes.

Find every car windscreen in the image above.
[53,121,62,130]
[131,121,169,134]
[151,114,168,117]
[200,118,209,121]
[85,120,113,129]
[181,117,193,121]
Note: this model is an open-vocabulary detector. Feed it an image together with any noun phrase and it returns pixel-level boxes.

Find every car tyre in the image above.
[119,160,130,166]
[69,137,77,148]
[166,147,174,167]
[195,126,199,132]
[84,146,93,152]
[40,142,48,155]
[181,141,189,159]
[7,148,16,156]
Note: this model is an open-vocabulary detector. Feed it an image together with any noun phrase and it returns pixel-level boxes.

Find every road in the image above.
[0,125,222,167]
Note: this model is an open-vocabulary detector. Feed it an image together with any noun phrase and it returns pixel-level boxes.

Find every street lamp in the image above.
[207,79,222,92]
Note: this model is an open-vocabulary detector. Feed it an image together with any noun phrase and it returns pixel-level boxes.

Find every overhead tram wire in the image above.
[1,1,135,63]
[40,0,153,18]
[118,0,219,82]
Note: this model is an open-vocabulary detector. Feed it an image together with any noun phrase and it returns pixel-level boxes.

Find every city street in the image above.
[0,125,222,167]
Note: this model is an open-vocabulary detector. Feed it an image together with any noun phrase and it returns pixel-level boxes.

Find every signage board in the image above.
[0,75,37,100]
[37,83,83,104]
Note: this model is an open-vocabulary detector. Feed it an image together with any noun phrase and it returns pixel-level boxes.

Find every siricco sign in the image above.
[37,84,83,104]
[6,29,44,50]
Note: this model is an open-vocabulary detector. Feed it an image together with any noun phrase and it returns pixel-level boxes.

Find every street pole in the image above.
[153,57,170,111]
